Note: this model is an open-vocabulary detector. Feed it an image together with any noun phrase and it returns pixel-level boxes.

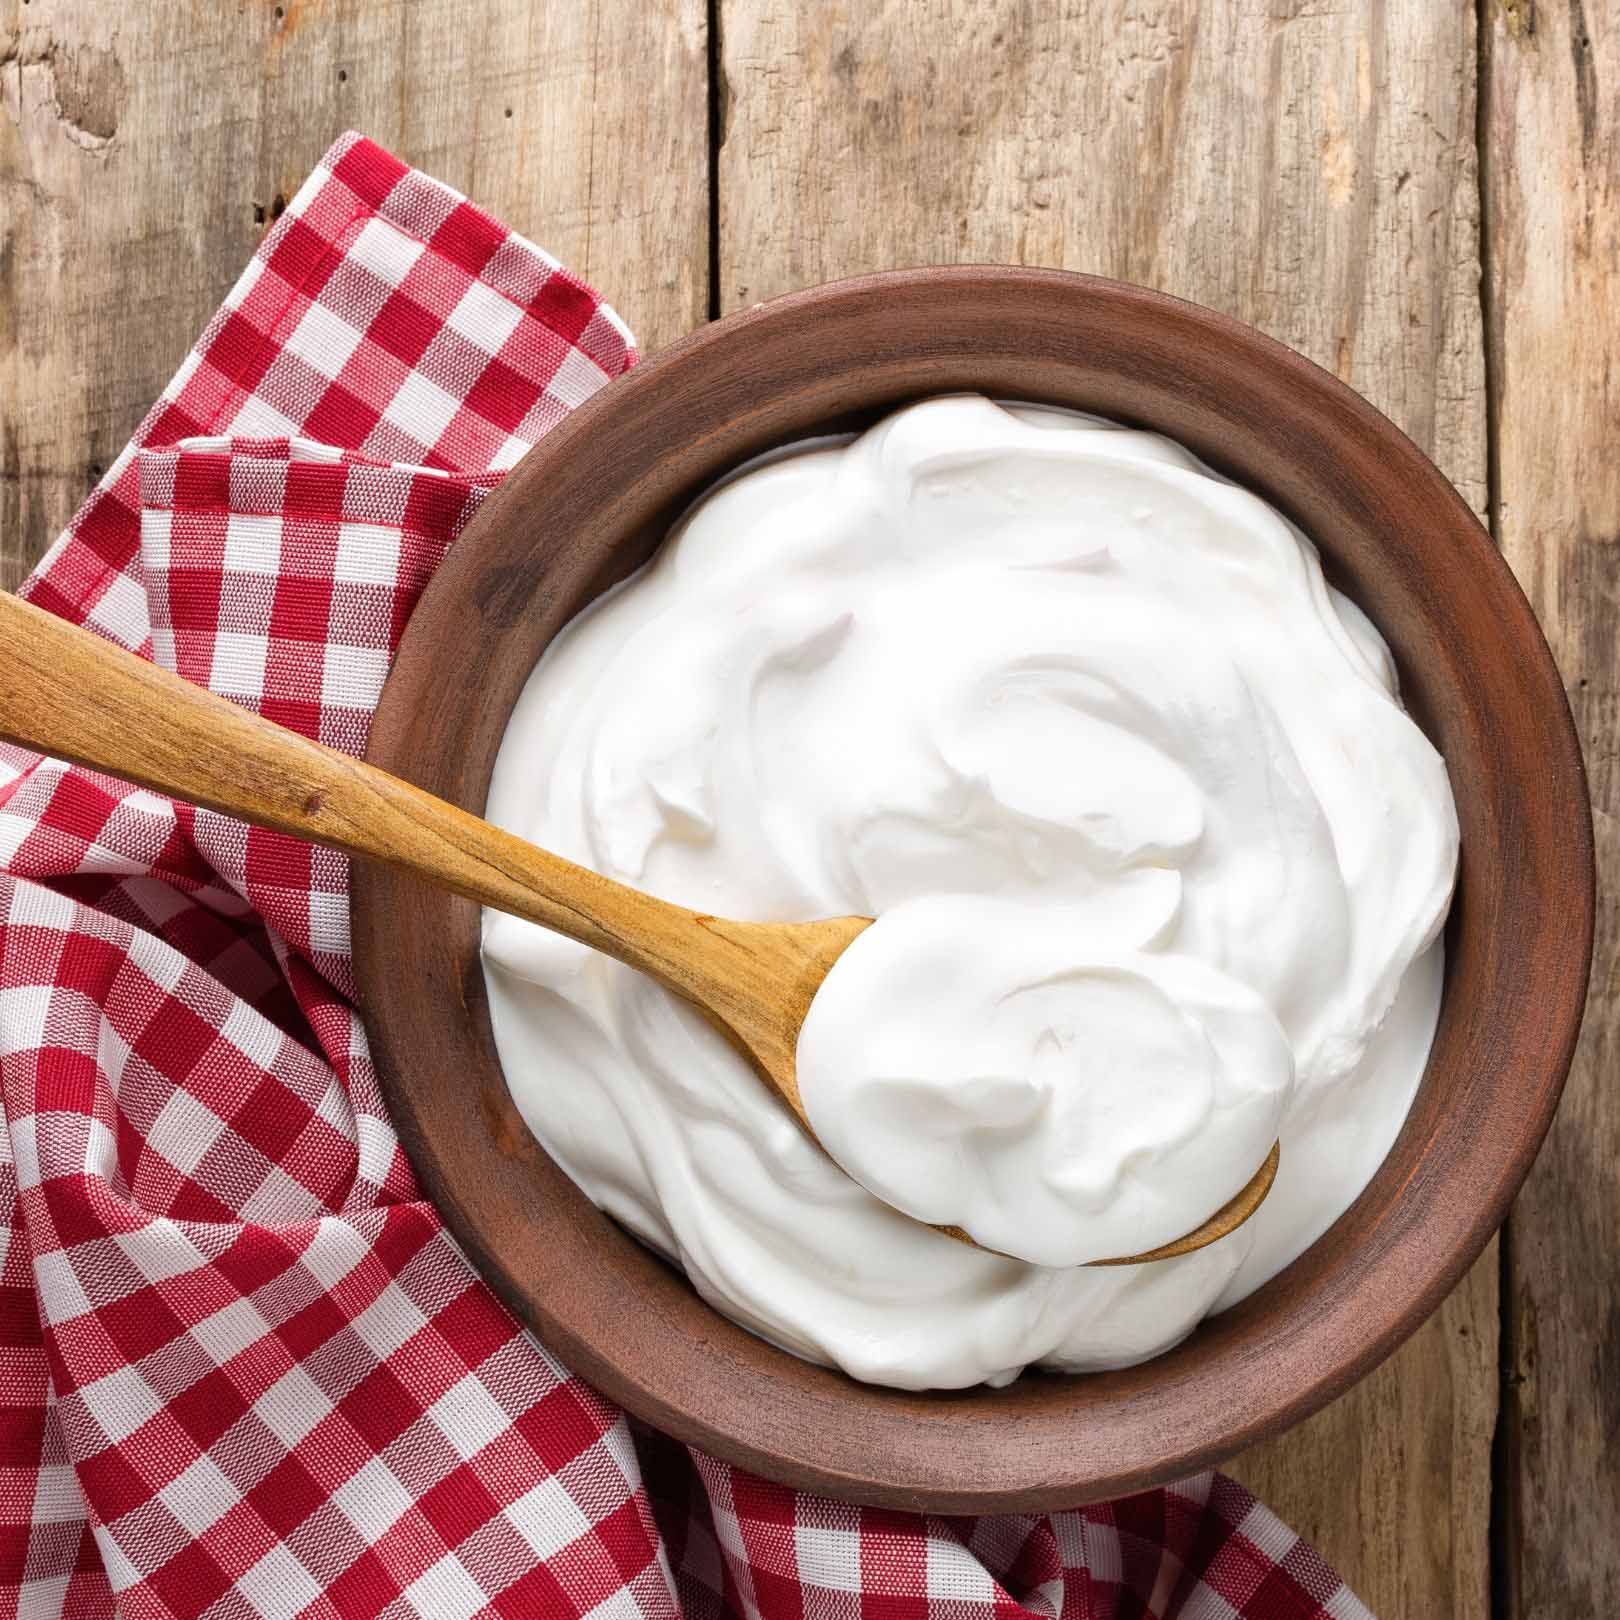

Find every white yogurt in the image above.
[482,395,1458,1390]
[798,897,1295,1267]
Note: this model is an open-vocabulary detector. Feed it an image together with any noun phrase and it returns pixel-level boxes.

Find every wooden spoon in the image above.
[0,590,1277,1263]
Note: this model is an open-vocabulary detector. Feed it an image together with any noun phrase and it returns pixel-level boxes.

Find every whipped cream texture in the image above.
[483,395,1458,1390]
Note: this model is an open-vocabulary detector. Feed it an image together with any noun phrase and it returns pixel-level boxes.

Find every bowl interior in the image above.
[352,268,1592,1512]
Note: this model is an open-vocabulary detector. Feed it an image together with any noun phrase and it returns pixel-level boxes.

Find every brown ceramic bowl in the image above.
[353,268,1593,1512]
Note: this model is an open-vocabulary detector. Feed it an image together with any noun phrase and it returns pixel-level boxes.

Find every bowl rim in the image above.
[353,266,1594,1511]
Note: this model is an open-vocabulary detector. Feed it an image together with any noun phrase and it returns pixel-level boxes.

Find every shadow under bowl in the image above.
[352,268,1593,1513]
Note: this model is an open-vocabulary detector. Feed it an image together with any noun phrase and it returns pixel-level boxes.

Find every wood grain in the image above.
[1484,3,1620,1614]
[0,0,707,592]
[715,3,1493,1611]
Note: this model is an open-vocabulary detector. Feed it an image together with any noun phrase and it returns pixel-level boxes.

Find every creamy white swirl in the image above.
[482,395,1458,1389]
[798,898,1295,1267]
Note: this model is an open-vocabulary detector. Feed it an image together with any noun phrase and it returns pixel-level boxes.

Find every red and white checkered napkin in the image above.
[0,132,1372,1620]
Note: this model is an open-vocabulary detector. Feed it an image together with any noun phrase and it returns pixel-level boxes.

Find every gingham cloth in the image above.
[0,133,1373,1620]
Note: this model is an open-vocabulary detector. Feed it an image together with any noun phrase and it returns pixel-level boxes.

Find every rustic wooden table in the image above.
[2,3,1612,1614]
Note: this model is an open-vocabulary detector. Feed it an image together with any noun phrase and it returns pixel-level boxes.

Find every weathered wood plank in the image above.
[0,0,707,593]
[717,4,1493,1613]
[1484,3,1620,1614]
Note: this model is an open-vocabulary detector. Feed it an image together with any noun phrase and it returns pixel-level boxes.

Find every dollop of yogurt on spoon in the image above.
[797,895,1294,1267]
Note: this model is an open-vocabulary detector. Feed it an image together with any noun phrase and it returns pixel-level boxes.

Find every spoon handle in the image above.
[0,590,715,987]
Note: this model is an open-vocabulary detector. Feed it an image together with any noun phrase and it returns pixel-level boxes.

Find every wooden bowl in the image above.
[353,268,1593,1511]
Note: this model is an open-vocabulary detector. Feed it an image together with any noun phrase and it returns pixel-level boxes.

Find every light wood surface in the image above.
[0,0,1610,1609]
[1484,5,1619,1616]
[0,0,706,592]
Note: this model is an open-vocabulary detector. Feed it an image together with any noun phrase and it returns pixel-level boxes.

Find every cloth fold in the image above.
[0,131,1370,1620]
